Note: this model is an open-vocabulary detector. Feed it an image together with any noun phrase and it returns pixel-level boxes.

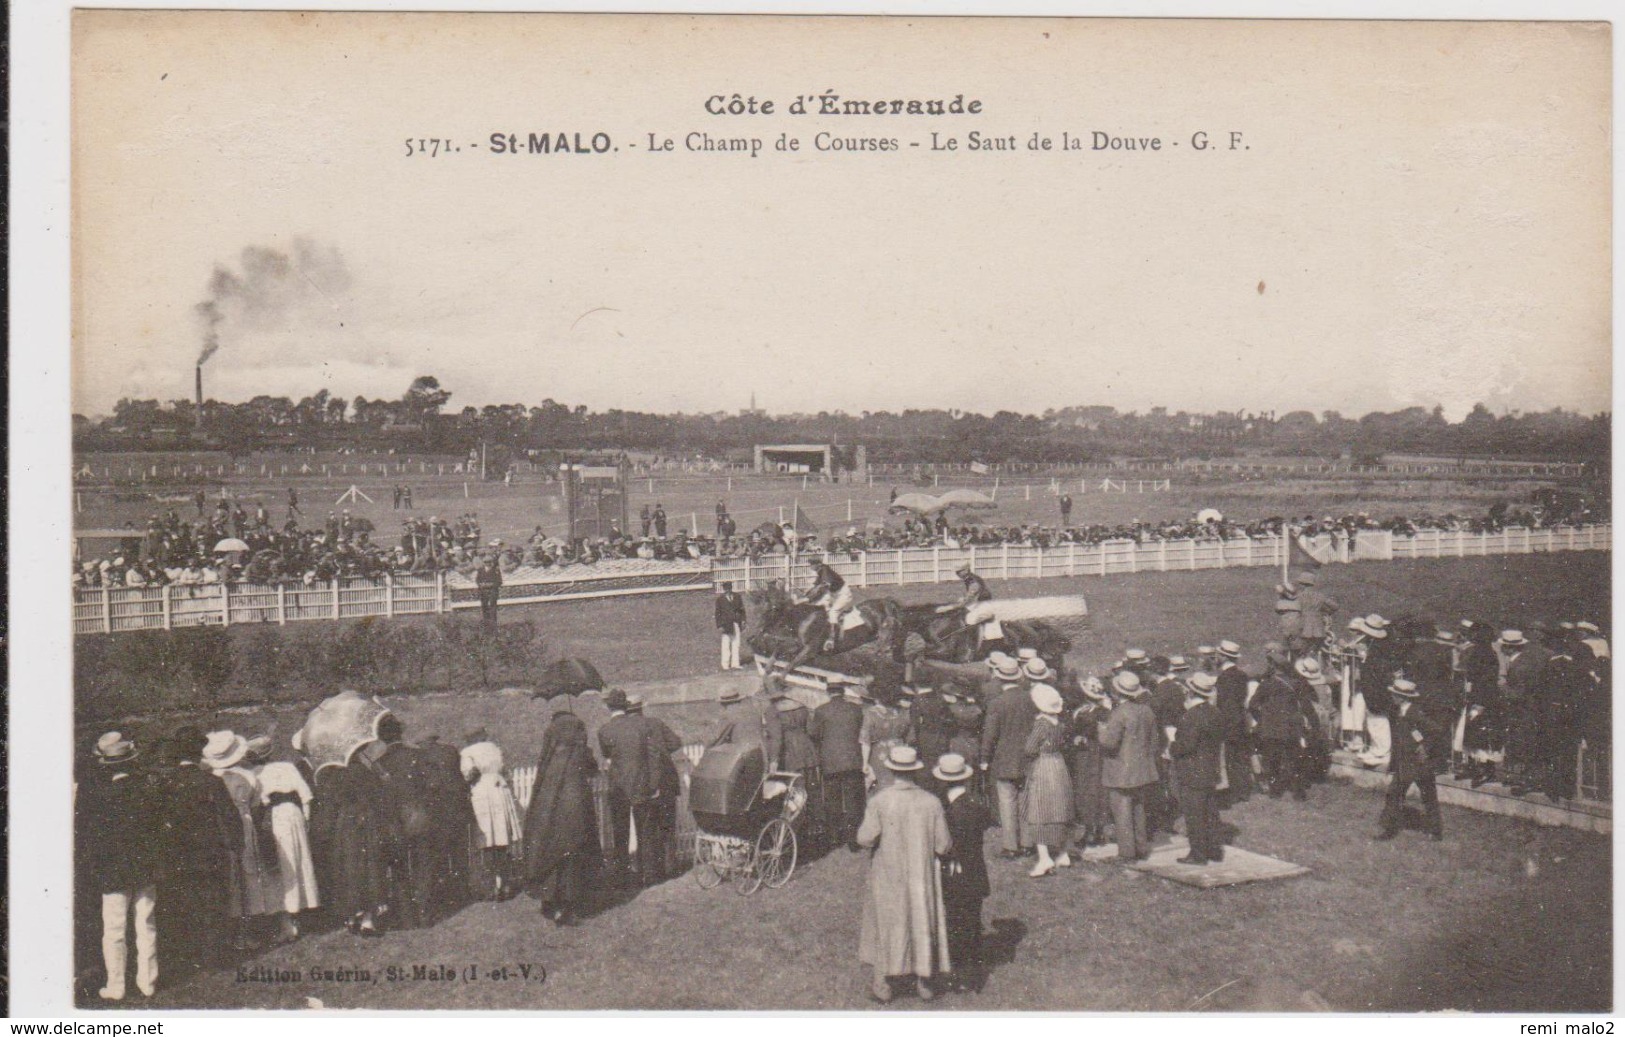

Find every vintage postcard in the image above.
[53,9,1611,1014]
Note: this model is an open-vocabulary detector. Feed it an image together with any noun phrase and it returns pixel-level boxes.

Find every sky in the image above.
[71,14,1611,420]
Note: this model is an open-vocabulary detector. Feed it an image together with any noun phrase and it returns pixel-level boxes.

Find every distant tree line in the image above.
[74,375,1610,465]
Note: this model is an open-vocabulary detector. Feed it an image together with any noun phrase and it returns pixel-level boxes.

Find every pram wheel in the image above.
[692,834,723,889]
[757,817,798,889]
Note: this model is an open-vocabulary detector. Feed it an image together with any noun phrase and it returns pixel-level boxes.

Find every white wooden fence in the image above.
[709,525,1612,593]
[71,525,1610,634]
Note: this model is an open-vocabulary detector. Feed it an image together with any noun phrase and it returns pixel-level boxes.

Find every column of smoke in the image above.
[191,240,351,427]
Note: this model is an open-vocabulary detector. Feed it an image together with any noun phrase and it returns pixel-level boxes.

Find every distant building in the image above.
[739,391,767,418]
[753,443,865,480]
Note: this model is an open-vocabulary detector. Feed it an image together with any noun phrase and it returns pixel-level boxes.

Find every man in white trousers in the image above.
[715,581,747,671]
[77,732,161,1000]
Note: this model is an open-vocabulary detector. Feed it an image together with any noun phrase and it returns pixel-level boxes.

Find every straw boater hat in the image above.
[1111,671,1146,698]
[933,752,974,784]
[992,658,1023,682]
[718,686,743,706]
[1294,657,1327,684]
[1350,616,1389,640]
[1297,571,1318,586]
[883,745,925,772]
[1185,672,1218,698]
[1029,683,1064,715]
[1434,629,1458,645]
[1168,655,1190,673]
[95,731,138,765]
[1498,629,1528,648]
[1389,678,1420,699]
[1124,648,1149,665]
[1577,621,1601,634]
[1217,640,1242,660]
[984,650,1014,671]
[1022,658,1056,682]
[202,730,248,772]
[1017,647,1039,664]
[1197,645,1216,658]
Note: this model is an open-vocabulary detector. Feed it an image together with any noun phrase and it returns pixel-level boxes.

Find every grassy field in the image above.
[75,467,1554,548]
[73,551,1612,1011]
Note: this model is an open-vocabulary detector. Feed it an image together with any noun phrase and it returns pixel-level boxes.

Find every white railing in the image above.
[709,525,1612,593]
[72,525,1610,635]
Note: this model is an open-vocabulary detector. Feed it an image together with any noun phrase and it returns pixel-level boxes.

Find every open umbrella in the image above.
[887,492,942,514]
[531,658,606,707]
[213,537,251,553]
[295,689,392,772]
[934,488,998,511]
[1197,508,1224,524]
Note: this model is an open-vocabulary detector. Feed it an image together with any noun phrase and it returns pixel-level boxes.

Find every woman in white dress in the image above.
[256,760,320,941]
[461,736,523,901]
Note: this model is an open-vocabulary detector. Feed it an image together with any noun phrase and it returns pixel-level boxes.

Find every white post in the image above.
[276,584,286,625]
[934,473,939,487]
[1068,542,1077,576]
[1002,542,1010,579]
[1385,531,1395,561]
[778,505,785,524]
[744,555,753,591]
[221,583,231,627]
[385,575,395,618]
[161,584,172,631]
[691,512,698,535]
[1100,543,1108,576]
[859,550,867,588]
[933,545,941,582]
[332,579,341,620]
[1025,485,1030,501]
[896,549,904,586]
[464,482,469,499]
[1159,539,1168,571]
[1035,544,1044,577]
[435,570,446,613]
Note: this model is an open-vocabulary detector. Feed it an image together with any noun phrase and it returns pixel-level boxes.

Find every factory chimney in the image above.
[195,365,204,427]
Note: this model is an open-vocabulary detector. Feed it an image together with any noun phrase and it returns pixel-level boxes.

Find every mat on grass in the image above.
[1078,834,1309,889]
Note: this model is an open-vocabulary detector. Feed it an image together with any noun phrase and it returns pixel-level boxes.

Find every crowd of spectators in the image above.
[74,493,1606,592]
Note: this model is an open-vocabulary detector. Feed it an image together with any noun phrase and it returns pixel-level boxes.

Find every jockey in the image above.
[802,560,855,652]
[937,564,996,648]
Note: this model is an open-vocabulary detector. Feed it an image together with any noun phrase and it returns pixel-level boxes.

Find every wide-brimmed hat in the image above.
[1112,671,1145,698]
[933,752,974,783]
[1197,645,1217,657]
[1022,658,1055,682]
[992,658,1023,682]
[883,745,925,772]
[1029,683,1064,715]
[1577,621,1601,634]
[1168,655,1190,673]
[1294,657,1326,683]
[95,731,138,764]
[984,651,1014,670]
[1275,583,1298,597]
[1124,648,1148,664]
[1017,648,1039,663]
[1434,629,1458,645]
[244,734,275,762]
[1185,672,1218,697]
[1364,614,1391,632]
[202,730,248,771]
[1389,678,1419,698]
[718,687,743,706]
[1497,630,1528,648]
[1350,617,1389,640]
[1217,640,1241,659]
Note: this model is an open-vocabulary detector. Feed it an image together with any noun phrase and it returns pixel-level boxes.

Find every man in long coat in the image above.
[1169,673,1225,865]
[979,658,1035,857]
[857,746,953,1004]
[934,753,991,992]
[598,689,654,888]
[906,683,954,794]
[1097,670,1160,861]
[1213,641,1254,799]
[810,682,867,850]
[151,725,239,980]
[78,733,163,1000]
[633,695,685,884]
[1374,679,1447,841]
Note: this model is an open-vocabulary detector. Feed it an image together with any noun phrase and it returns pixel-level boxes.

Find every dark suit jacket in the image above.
[715,592,746,631]
[1249,672,1307,742]
[640,714,684,800]
[599,712,655,801]
[77,766,163,892]
[809,696,865,774]
[908,691,955,767]
[1150,677,1187,733]
[155,760,242,876]
[1390,702,1448,783]
[1215,665,1251,738]
[981,684,1037,781]
[1169,700,1223,791]
[942,791,992,901]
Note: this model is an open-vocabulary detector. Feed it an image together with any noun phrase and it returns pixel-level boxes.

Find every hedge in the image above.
[74,615,550,721]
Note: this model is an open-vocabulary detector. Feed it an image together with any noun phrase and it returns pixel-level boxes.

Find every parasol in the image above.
[887,492,943,514]
[934,488,998,511]
[213,538,251,553]
[295,689,392,772]
[1197,508,1224,524]
[531,658,606,705]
